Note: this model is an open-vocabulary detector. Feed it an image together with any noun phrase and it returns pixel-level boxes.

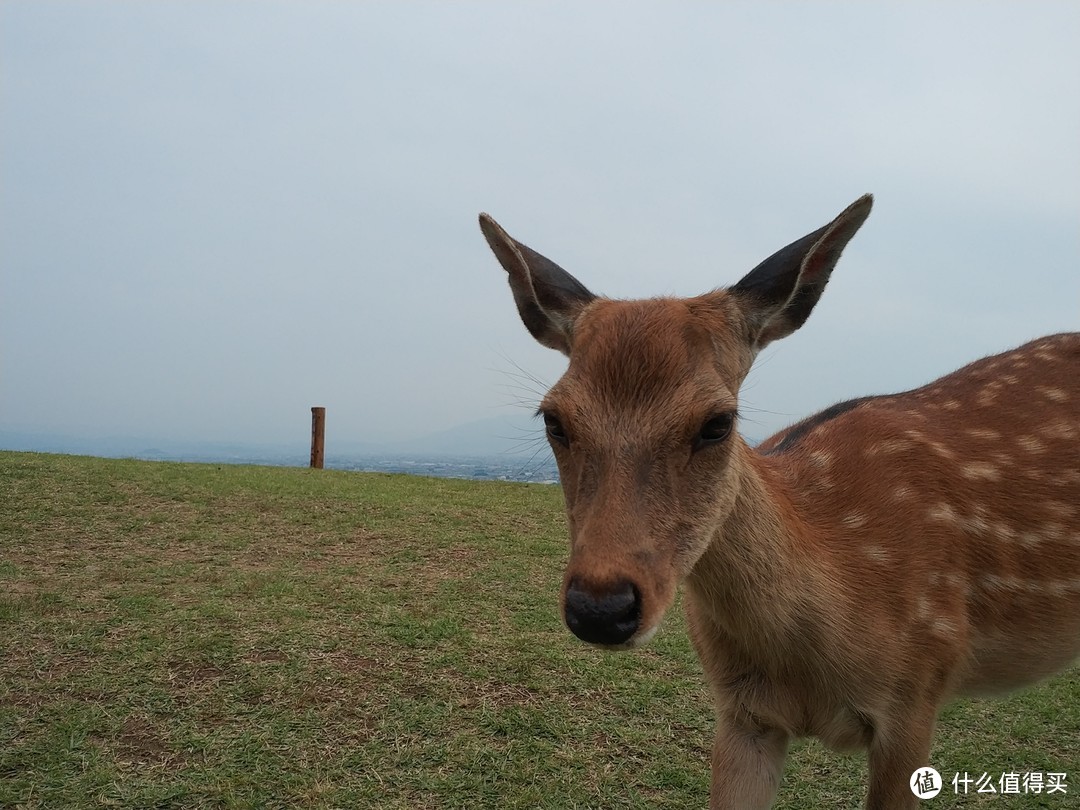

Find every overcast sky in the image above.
[2,2,1078,452]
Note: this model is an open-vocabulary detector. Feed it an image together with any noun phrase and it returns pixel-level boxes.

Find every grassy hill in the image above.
[1,452,1076,809]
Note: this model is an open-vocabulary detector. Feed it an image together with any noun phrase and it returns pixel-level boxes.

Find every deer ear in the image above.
[731,194,873,352]
[479,213,597,355]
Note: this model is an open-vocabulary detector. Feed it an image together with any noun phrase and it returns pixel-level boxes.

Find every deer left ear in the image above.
[479,213,597,355]
[731,194,873,352]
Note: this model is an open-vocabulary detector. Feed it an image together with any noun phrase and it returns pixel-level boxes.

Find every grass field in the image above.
[0,451,1076,809]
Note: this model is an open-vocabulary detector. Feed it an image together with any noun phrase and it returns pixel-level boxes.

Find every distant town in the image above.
[0,429,561,485]
[332,454,559,484]
[119,447,560,484]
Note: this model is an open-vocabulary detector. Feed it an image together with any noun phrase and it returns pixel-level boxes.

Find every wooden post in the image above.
[310,407,325,469]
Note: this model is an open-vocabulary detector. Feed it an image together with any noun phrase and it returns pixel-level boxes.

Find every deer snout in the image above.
[564,577,641,646]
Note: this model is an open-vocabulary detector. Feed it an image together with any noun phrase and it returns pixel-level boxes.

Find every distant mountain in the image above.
[0,430,304,464]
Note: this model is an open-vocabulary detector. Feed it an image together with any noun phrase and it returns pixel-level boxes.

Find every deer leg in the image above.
[708,717,790,810]
[864,709,937,810]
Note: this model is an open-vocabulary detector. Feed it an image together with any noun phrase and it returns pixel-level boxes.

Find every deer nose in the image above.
[564,578,640,646]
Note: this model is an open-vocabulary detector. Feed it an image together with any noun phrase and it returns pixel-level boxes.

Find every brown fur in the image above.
[480,199,1080,809]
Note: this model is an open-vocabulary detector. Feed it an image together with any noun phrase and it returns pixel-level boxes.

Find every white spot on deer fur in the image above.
[961,513,992,537]
[991,452,1015,467]
[942,400,961,411]
[1000,374,1020,385]
[913,595,961,640]
[1018,531,1044,550]
[808,450,832,468]
[1045,579,1079,597]
[966,427,1001,440]
[928,441,956,460]
[904,429,956,459]
[914,594,933,621]
[930,617,959,639]
[997,522,1019,542]
[962,462,1001,481]
[1046,579,1080,598]
[976,388,997,407]
[1043,522,1066,541]
[842,511,868,529]
[928,503,959,523]
[943,572,972,599]
[1042,419,1078,440]
[980,574,1079,598]
[981,574,1021,592]
[863,544,890,564]
[1038,386,1068,402]
[872,439,911,455]
[1017,435,1046,453]
[915,613,959,639]
[1045,502,1076,521]
[891,485,913,502]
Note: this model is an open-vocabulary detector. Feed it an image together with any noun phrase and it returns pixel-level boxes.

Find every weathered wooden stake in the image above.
[310,406,326,469]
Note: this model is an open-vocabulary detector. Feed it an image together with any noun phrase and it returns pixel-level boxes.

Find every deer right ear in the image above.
[479,213,597,355]
[730,194,873,353]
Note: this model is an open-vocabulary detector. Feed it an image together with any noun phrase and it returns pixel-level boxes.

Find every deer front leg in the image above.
[708,715,790,810]
[864,708,938,810]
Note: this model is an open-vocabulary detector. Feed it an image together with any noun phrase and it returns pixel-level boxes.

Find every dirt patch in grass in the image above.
[85,716,184,772]
[243,648,290,664]
[168,660,228,685]
[115,716,178,767]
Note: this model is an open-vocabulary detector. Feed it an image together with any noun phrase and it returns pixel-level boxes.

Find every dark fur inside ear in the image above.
[732,225,830,312]
[732,194,873,349]
[479,213,597,354]
[512,241,595,322]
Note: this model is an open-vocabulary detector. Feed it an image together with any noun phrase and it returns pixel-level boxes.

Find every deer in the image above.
[478,194,1080,809]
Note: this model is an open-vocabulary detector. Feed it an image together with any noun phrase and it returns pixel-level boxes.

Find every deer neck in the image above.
[685,442,828,649]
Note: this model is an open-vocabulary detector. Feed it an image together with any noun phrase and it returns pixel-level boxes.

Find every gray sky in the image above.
[2,2,1078,450]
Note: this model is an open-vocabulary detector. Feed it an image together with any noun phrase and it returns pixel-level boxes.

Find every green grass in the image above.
[0,451,1076,809]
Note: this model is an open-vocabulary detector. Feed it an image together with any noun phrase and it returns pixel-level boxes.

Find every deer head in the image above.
[479,195,873,647]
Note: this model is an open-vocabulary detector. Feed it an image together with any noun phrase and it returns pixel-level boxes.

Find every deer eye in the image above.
[694,413,735,451]
[543,412,569,447]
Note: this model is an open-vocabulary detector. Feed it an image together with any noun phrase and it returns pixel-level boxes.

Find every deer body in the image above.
[687,335,1080,807]
[480,196,1080,809]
